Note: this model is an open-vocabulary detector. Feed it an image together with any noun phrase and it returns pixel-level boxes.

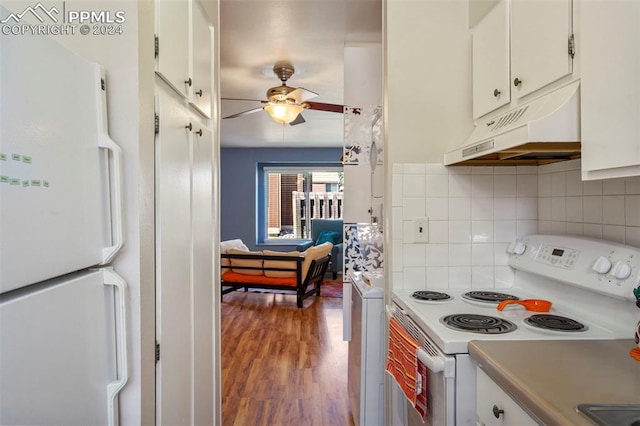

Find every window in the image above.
[258,163,343,243]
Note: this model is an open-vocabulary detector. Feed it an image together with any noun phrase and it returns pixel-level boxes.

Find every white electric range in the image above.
[390,234,640,426]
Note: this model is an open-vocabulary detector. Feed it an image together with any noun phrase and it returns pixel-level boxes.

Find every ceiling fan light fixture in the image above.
[264,102,305,124]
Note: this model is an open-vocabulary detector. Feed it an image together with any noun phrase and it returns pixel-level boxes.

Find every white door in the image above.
[155,90,193,425]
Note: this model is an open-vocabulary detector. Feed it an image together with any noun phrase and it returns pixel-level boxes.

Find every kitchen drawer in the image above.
[476,368,538,426]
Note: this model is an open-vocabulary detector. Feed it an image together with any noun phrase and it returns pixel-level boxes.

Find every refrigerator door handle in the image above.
[96,68,124,264]
[102,267,129,426]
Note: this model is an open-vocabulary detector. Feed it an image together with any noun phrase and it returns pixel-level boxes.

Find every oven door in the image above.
[389,303,456,426]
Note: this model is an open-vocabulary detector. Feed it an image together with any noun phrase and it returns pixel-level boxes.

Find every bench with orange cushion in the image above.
[221,242,333,308]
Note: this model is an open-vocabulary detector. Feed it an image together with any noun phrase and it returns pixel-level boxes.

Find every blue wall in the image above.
[221,147,342,251]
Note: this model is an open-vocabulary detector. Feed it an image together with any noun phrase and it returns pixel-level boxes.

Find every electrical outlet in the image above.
[413,217,429,243]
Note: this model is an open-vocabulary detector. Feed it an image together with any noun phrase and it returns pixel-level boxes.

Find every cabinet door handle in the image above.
[185,123,192,131]
[185,78,193,87]
[195,129,203,136]
[513,77,522,87]
[195,89,203,97]
[493,405,505,419]
[493,89,501,97]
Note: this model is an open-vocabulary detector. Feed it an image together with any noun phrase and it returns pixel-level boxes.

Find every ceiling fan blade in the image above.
[289,114,306,126]
[222,107,263,119]
[288,87,319,103]
[305,101,344,113]
[221,97,265,102]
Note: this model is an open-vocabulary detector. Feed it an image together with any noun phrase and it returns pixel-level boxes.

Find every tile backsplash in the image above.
[391,159,640,290]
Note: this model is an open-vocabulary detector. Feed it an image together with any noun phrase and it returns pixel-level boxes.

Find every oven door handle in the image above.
[416,348,445,373]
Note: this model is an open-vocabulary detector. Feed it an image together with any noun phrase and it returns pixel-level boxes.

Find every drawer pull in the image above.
[493,405,505,419]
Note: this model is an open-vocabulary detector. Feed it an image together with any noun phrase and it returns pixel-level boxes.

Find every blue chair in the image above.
[296,218,343,279]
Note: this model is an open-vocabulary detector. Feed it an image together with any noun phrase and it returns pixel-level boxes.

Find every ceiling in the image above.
[219,0,382,148]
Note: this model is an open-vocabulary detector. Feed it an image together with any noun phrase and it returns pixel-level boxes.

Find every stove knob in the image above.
[592,256,612,274]
[611,261,632,280]
[507,241,526,255]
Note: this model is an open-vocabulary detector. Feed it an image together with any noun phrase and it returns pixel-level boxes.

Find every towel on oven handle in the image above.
[386,316,428,420]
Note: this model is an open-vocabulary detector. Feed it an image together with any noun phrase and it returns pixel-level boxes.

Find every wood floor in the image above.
[221,289,355,426]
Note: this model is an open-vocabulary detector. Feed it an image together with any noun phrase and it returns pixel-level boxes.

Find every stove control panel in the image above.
[508,235,640,301]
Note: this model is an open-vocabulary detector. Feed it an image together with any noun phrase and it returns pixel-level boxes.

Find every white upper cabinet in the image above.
[510,0,573,99]
[472,0,574,119]
[472,0,510,119]
[580,0,640,180]
[190,2,213,118]
[156,0,190,98]
[156,0,213,118]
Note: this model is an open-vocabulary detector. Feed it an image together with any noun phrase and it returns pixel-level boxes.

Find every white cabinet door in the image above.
[156,0,190,98]
[190,1,213,118]
[510,0,573,99]
[472,0,510,119]
[476,368,538,426]
[580,0,640,180]
[155,91,193,426]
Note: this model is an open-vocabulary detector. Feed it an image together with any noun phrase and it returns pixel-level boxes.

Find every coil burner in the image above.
[441,314,517,334]
[462,291,520,304]
[411,291,452,302]
[524,314,587,332]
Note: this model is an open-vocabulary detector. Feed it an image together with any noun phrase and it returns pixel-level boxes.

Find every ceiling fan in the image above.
[222,63,344,125]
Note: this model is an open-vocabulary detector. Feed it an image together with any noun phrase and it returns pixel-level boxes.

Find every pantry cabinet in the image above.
[155,0,213,118]
[580,0,640,180]
[476,368,537,426]
[472,0,574,119]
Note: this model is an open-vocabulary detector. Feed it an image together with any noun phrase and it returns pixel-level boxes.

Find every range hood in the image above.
[445,81,580,166]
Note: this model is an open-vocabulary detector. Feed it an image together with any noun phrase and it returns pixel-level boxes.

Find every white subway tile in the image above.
[602,196,625,225]
[392,207,404,237]
[626,195,640,227]
[602,225,626,243]
[426,197,449,220]
[550,162,567,173]
[493,243,510,266]
[426,244,449,267]
[538,197,551,220]
[494,197,517,220]
[448,197,471,220]
[449,174,472,197]
[449,244,471,266]
[402,197,426,220]
[514,196,537,220]
[472,175,494,197]
[626,227,640,247]
[583,223,603,239]
[472,266,494,288]
[403,174,426,197]
[516,174,538,197]
[517,220,538,237]
[494,220,517,243]
[472,220,494,243]
[426,267,449,289]
[449,221,472,243]
[392,163,404,174]
[403,267,427,288]
[551,197,567,221]
[516,166,539,175]
[392,240,404,272]
[403,243,426,267]
[472,167,494,175]
[564,159,581,171]
[583,196,603,224]
[494,175,517,197]
[626,176,640,195]
[551,221,567,235]
[538,163,554,174]
[392,272,404,289]
[566,197,583,223]
[538,221,552,234]
[429,221,449,243]
[566,170,583,196]
[538,173,552,197]
[494,166,516,175]
[448,166,471,175]
[565,222,584,236]
[426,164,448,175]
[472,198,494,220]
[603,179,625,195]
[448,267,471,289]
[472,243,494,266]
[403,220,415,242]
[583,179,603,196]
[551,172,567,197]
[426,174,449,197]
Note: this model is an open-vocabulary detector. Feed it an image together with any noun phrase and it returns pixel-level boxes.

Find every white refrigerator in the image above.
[0,20,128,426]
